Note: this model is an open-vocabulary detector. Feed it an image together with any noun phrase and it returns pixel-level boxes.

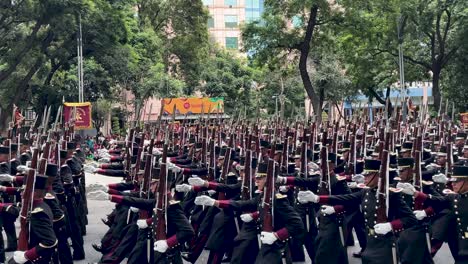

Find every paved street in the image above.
[5,171,454,263]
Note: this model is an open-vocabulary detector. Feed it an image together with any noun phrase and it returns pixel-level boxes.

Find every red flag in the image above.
[13,104,24,128]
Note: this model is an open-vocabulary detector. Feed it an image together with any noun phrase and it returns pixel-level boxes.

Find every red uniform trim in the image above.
[275,228,289,241]
[110,195,124,204]
[285,177,296,185]
[318,195,329,204]
[207,182,218,190]
[217,200,230,208]
[25,247,39,260]
[166,235,178,248]
[390,219,404,232]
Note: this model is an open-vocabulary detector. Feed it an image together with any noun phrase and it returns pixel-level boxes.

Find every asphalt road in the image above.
[5,171,454,263]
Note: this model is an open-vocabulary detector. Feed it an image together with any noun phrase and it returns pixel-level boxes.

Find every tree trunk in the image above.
[432,67,441,112]
[298,5,319,122]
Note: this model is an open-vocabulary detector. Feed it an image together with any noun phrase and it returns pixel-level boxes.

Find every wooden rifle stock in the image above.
[376,130,391,223]
[18,148,39,251]
[139,154,152,219]
[155,143,168,241]
[262,140,276,233]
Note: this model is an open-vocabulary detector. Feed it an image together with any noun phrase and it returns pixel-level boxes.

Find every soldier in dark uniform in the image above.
[297,159,418,264]
[194,162,305,264]
[404,165,468,264]
[393,157,434,263]
[107,186,195,264]
[11,175,58,264]
[43,164,73,264]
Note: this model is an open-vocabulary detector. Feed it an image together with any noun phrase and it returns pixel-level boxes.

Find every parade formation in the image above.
[0,99,466,264]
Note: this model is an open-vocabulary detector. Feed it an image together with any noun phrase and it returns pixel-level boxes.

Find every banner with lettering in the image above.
[63,102,92,130]
[461,112,468,129]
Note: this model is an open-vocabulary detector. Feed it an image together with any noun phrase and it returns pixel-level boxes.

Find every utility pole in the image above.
[77,13,84,103]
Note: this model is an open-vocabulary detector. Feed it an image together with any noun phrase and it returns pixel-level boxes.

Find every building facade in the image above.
[202,0,264,51]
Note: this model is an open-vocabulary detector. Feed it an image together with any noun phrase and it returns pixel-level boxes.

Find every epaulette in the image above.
[31,207,44,214]
[336,175,347,181]
[275,193,287,199]
[422,180,433,186]
[44,193,55,199]
[389,187,402,193]
[168,200,180,205]
[443,189,455,195]
[357,183,369,189]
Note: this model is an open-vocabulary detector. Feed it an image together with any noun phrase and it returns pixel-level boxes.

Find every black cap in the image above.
[0,162,9,174]
[341,142,351,151]
[452,166,468,178]
[10,144,18,152]
[256,163,268,177]
[59,150,68,159]
[390,153,398,167]
[66,142,76,150]
[9,159,19,175]
[260,140,270,148]
[327,153,337,163]
[20,153,31,165]
[287,163,295,174]
[60,165,73,184]
[251,157,258,169]
[34,175,48,190]
[398,157,414,169]
[401,142,413,152]
[45,164,58,177]
[334,165,345,174]
[0,146,9,155]
[356,160,364,174]
[364,159,381,173]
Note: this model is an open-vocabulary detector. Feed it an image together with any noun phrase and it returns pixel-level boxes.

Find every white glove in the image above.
[88,162,99,168]
[13,251,28,264]
[154,240,169,253]
[276,176,286,184]
[321,205,336,215]
[207,190,216,196]
[347,182,358,189]
[188,177,206,186]
[308,162,319,170]
[0,174,14,182]
[374,223,393,235]
[136,219,149,229]
[16,165,28,173]
[153,149,162,155]
[413,210,427,220]
[175,184,193,193]
[83,165,97,173]
[240,213,254,223]
[130,207,139,213]
[123,190,131,194]
[279,186,289,192]
[352,174,365,184]
[171,166,182,173]
[194,195,215,206]
[98,157,110,163]
[432,173,448,184]
[426,163,440,170]
[396,182,416,195]
[260,231,278,245]
[297,190,319,204]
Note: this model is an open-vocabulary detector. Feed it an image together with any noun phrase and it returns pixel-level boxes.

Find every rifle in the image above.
[376,129,391,224]
[242,136,252,200]
[18,148,39,251]
[207,127,216,182]
[218,141,233,201]
[125,128,135,182]
[261,126,277,236]
[154,131,168,243]
[319,129,330,195]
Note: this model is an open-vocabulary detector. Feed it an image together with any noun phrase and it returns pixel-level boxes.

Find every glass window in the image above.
[292,16,302,27]
[246,0,260,9]
[207,17,214,28]
[225,0,237,6]
[224,15,238,28]
[246,10,260,22]
[225,37,238,49]
[202,0,213,5]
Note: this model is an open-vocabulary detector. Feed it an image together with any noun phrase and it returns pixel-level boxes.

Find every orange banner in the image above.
[63,102,92,130]
[162,97,224,115]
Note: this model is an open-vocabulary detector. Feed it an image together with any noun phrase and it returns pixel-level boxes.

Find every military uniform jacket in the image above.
[416,191,468,261]
[25,201,58,264]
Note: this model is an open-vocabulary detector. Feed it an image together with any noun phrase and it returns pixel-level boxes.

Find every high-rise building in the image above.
[202,0,264,51]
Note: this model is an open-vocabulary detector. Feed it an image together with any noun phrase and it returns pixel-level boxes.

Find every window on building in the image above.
[225,0,237,6]
[246,0,260,8]
[225,37,238,49]
[202,0,213,5]
[207,16,214,28]
[246,10,261,22]
[224,15,238,28]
